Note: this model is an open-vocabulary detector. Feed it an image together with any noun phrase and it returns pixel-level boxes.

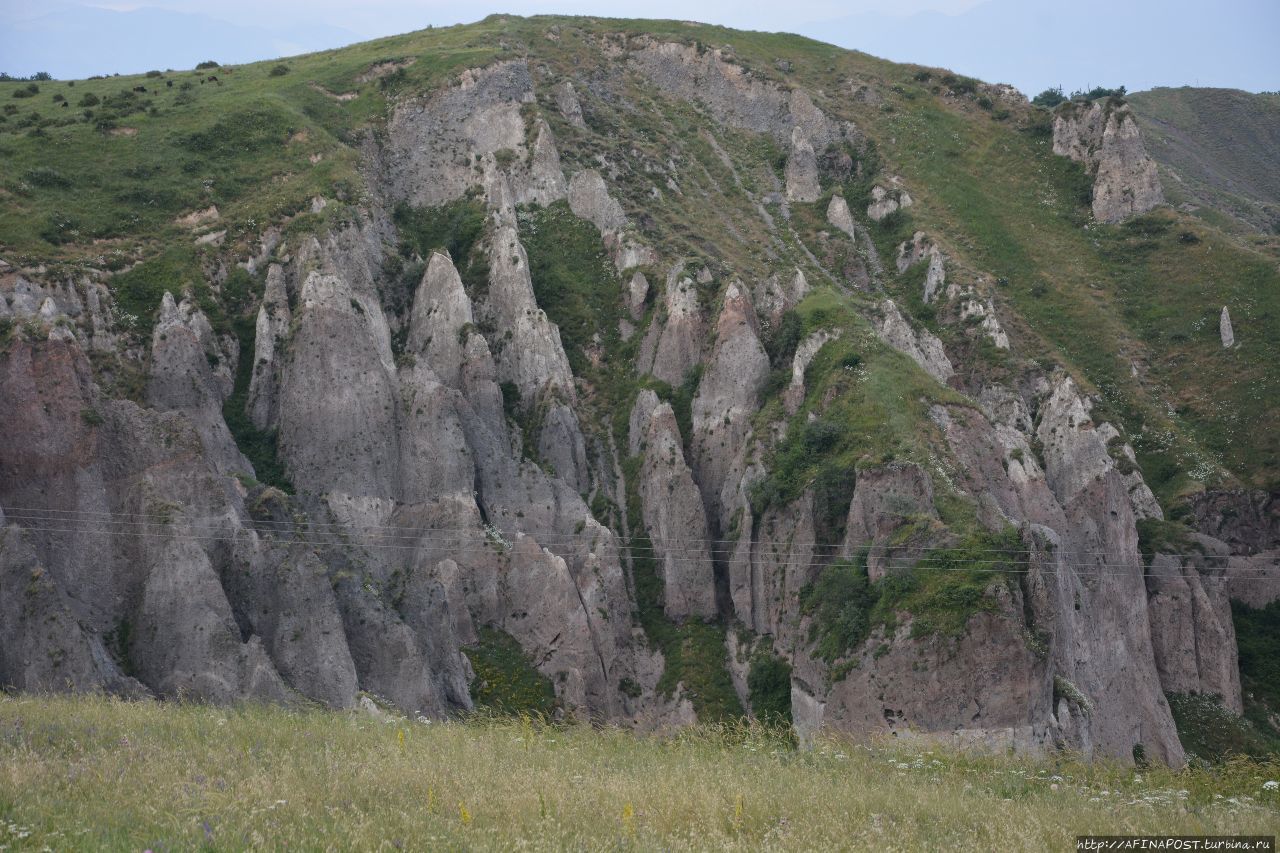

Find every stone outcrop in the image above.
[566,168,655,272]
[691,282,769,523]
[896,231,947,303]
[752,269,809,329]
[785,127,821,202]
[382,60,566,208]
[1146,553,1241,712]
[826,195,856,237]
[1220,306,1235,348]
[628,40,852,150]
[867,185,912,222]
[783,330,839,415]
[147,292,248,477]
[631,392,717,619]
[554,80,588,128]
[640,263,706,386]
[873,299,954,384]
[1053,101,1164,223]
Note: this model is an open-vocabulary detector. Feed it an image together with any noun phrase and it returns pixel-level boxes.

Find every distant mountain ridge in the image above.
[1128,87,1280,236]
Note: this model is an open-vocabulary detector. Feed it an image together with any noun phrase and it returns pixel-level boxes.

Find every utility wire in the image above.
[5,521,1273,581]
[0,505,1247,562]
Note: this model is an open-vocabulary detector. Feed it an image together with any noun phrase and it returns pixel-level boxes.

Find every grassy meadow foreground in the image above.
[1,697,1278,850]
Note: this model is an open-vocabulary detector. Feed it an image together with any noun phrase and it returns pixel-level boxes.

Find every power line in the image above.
[4,520,1273,581]
[0,505,1244,562]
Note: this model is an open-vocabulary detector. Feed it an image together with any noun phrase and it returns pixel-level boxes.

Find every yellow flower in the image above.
[621,802,635,835]
[459,801,472,826]
[397,728,405,749]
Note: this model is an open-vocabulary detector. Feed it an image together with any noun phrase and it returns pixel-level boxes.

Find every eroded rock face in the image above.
[568,169,627,234]
[4,46,1257,767]
[148,292,248,477]
[866,185,912,222]
[794,585,1055,755]
[640,263,706,386]
[632,395,717,619]
[874,299,954,384]
[1053,101,1164,223]
[247,265,290,431]
[1146,553,1242,712]
[382,60,566,209]
[691,282,769,523]
[785,127,821,202]
[629,40,847,148]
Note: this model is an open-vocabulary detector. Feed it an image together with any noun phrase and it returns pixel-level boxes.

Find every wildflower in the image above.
[1264,781,1279,792]
[622,802,635,835]
[427,787,435,812]
[459,802,472,826]
[398,728,405,749]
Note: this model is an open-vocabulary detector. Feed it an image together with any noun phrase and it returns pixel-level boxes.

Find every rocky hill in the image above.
[1,15,1278,766]
[1128,86,1280,237]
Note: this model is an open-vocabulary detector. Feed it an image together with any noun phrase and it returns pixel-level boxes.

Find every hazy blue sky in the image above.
[2,0,1276,95]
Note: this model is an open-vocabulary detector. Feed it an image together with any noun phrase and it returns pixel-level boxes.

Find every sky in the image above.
[1,0,1276,95]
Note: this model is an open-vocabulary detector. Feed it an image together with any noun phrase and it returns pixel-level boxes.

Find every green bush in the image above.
[182,107,295,160]
[518,200,620,375]
[24,167,70,188]
[1032,87,1066,108]
[393,198,489,296]
[802,555,877,664]
[466,627,558,716]
[195,60,220,70]
[269,64,291,77]
[109,246,202,336]
[747,646,793,725]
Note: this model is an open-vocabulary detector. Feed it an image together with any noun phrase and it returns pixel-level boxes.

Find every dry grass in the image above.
[1,695,1278,850]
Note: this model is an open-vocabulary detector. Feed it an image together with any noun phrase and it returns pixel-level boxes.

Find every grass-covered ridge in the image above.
[1,695,1278,850]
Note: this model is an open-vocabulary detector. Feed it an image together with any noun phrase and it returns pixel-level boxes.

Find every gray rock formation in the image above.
[691,282,769,523]
[873,299,954,384]
[752,269,809,329]
[568,169,627,234]
[1146,553,1241,712]
[785,127,821,202]
[247,264,290,430]
[381,60,566,208]
[554,80,588,129]
[896,232,946,303]
[867,185,912,222]
[631,394,717,619]
[826,195,856,237]
[783,330,839,415]
[1220,306,1235,348]
[627,271,649,320]
[1053,101,1164,223]
[640,263,706,386]
[628,40,851,149]
[148,292,249,477]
